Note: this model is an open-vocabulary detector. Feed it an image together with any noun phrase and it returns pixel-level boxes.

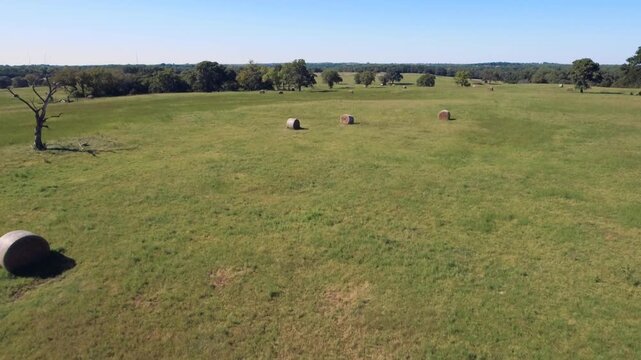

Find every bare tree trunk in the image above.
[34,120,46,150]
[8,77,61,151]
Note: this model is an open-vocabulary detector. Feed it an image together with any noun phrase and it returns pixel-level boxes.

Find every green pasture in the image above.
[1,76,640,358]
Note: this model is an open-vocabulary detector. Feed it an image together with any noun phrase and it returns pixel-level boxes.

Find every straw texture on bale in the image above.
[340,114,355,125]
[438,110,451,121]
[286,118,301,130]
[0,230,50,274]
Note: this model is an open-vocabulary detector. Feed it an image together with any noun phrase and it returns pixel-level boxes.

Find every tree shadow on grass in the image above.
[46,146,101,157]
[45,144,138,157]
[584,91,627,96]
[11,250,76,279]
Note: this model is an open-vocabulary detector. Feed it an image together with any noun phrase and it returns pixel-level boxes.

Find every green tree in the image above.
[378,73,389,86]
[263,65,284,90]
[357,70,376,87]
[237,61,271,91]
[53,67,83,97]
[378,70,404,86]
[416,73,436,87]
[454,71,471,87]
[620,46,641,87]
[24,73,40,86]
[11,77,29,88]
[321,69,342,89]
[481,69,499,84]
[353,72,362,85]
[0,76,10,89]
[387,70,403,84]
[281,59,316,91]
[188,61,237,92]
[571,58,601,93]
[148,69,189,93]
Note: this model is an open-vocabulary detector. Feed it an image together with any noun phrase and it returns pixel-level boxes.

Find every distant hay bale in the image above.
[286,118,301,130]
[490,87,494,91]
[0,230,50,274]
[559,84,564,88]
[403,85,407,89]
[340,114,355,125]
[438,110,451,121]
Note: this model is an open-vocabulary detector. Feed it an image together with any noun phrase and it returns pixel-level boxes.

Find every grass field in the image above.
[1,75,641,358]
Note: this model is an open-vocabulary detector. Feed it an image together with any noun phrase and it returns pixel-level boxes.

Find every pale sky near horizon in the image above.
[1,0,639,65]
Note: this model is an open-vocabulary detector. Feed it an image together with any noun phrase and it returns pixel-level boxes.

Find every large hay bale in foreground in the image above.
[286,118,301,130]
[0,230,50,274]
[438,110,451,121]
[340,114,355,125]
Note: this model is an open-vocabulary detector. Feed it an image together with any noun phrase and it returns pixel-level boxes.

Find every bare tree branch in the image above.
[7,88,39,112]
[44,112,63,122]
[32,84,46,103]
[8,74,62,151]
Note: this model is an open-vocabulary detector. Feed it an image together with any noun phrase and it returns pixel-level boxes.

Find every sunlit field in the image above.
[1,76,641,358]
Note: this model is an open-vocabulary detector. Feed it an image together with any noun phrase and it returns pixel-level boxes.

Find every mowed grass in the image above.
[1,76,641,358]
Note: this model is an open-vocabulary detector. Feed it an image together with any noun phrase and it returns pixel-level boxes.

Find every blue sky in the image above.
[2,0,639,65]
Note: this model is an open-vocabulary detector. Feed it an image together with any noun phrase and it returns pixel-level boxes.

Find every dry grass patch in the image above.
[323,282,372,312]
[209,267,253,289]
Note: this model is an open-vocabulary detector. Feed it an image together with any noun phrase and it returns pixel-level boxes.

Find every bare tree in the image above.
[7,77,62,150]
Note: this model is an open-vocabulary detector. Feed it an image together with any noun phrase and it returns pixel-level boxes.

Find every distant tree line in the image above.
[2,46,639,95]
[0,59,317,97]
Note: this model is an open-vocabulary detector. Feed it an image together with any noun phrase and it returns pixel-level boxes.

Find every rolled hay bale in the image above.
[340,114,355,125]
[438,110,451,121]
[559,84,564,88]
[0,230,50,274]
[286,118,301,130]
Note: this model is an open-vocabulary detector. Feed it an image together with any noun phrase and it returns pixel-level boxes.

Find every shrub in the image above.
[416,74,436,87]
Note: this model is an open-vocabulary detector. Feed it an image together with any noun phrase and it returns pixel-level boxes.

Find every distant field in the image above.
[1,75,641,358]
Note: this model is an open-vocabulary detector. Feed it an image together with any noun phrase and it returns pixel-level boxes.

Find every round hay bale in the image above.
[340,114,355,125]
[403,85,407,89]
[286,118,301,130]
[0,230,50,274]
[559,84,564,88]
[438,110,451,121]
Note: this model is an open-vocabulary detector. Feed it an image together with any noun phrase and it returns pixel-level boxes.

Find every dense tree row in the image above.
[2,46,639,94]
[1,59,318,97]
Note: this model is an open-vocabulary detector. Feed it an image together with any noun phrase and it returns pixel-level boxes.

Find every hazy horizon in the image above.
[2,0,640,66]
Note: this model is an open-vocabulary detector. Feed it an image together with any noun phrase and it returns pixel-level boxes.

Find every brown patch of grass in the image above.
[324,282,371,311]
[209,267,252,289]
[132,293,158,310]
